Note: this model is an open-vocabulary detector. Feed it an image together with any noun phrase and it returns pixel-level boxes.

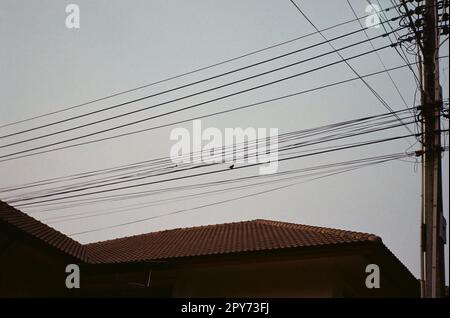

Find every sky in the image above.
[0,0,448,283]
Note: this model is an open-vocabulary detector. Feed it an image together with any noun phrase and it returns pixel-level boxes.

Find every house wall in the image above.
[0,227,419,298]
[83,253,414,298]
[169,257,339,297]
[0,228,81,297]
[83,250,419,298]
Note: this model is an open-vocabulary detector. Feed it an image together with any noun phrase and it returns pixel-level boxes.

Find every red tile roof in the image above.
[85,219,381,264]
[0,201,87,262]
[0,201,381,265]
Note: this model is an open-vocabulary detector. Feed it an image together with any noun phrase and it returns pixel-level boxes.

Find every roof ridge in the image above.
[254,219,382,242]
[85,218,385,264]
[86,218,381,247]
[85,219,257,246]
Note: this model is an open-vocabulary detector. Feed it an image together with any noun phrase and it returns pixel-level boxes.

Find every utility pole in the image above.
[420,0,446,298]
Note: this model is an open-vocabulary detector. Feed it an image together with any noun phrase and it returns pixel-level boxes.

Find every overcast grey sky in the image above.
[0,0,448,282]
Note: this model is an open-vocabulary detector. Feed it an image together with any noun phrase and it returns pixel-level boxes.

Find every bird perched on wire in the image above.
[229,164,235,169]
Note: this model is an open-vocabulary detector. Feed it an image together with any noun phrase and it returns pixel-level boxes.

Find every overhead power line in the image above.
[0,42,403,161]
[11,129,421,208]
[347,0,411,111]
[67,150,428,237]
[0,27,403,150]
[0,108,412,196]
[1,59,440,164]
[0,2,403,130]
[3,109,416,203]
[45,152,417,224]
[33,152,414,216]
[289,0,416,140]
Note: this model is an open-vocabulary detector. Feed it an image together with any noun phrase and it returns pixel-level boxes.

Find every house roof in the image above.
[0,201,87,262]
[85,219,381,264]
[1,200,381,265]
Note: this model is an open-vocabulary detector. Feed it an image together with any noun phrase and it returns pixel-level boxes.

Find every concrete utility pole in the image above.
[420,0,446,298]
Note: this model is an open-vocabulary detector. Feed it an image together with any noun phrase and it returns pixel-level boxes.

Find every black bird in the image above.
[229,164,234,169]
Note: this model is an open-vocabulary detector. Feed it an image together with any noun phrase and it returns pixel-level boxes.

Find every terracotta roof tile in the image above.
[0,201,87,262]
[0,201,381,265]
[85,219,381,264]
